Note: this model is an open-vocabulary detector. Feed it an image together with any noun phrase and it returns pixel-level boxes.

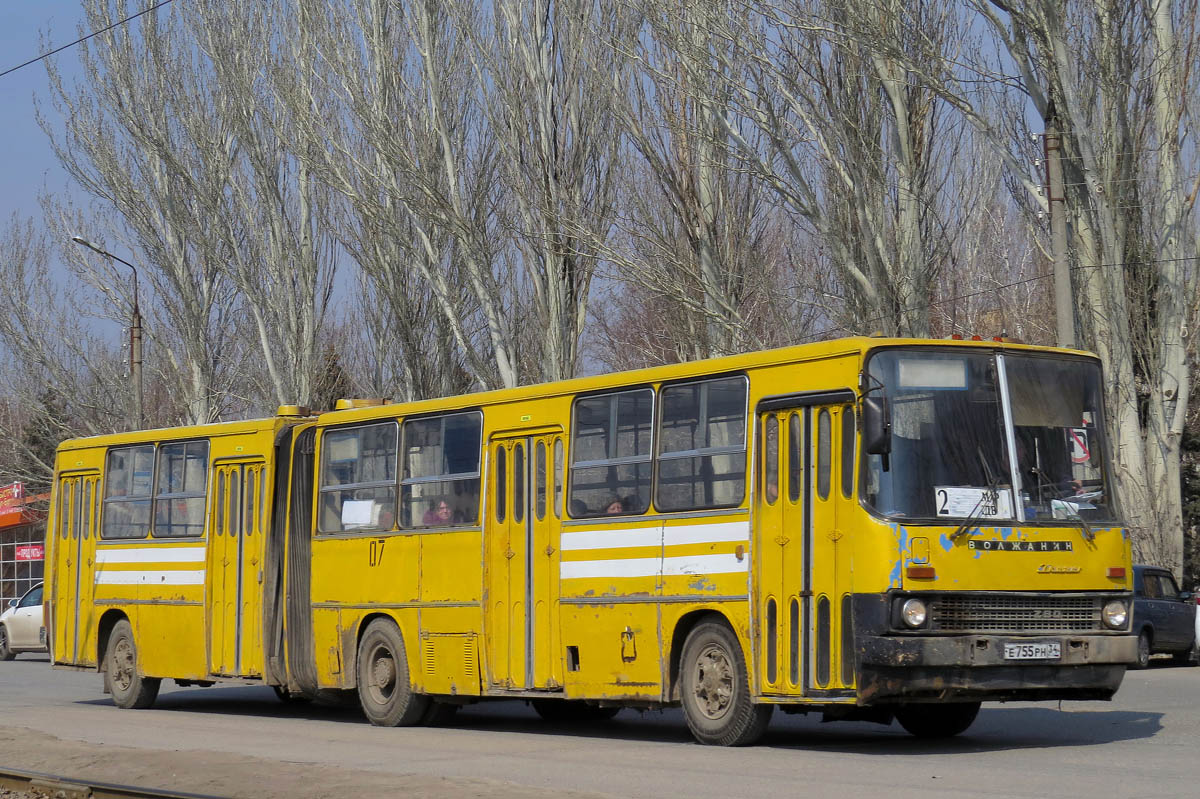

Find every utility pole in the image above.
[1043,105,1074,349]
[71,236,144,429]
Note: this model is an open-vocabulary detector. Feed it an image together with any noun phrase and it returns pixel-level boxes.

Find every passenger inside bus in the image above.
[422,500,458,526]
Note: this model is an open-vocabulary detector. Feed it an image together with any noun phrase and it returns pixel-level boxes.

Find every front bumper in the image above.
[857,632,1136,704]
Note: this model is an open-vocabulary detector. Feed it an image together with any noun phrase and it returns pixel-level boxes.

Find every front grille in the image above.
[930,594,1102,633]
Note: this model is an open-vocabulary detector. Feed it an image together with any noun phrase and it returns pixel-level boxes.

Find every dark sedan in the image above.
[1131,565,1197,668]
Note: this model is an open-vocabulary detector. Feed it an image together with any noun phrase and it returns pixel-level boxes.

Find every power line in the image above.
[0,0,175,81]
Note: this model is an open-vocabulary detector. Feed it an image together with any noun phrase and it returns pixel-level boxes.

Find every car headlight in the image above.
[1102,600,1128,629]
[901,598,928,628]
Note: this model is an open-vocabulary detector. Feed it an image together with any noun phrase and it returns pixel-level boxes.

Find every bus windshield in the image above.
[863,349,1116,523]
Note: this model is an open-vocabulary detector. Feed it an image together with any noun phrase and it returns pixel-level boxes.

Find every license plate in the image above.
[1003,641,1061,660]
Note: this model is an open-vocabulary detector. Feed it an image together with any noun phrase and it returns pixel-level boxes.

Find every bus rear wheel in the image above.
[894,702,981,738]
[356,619,430,727]
[679,620,772,746]
[105,619,160,709]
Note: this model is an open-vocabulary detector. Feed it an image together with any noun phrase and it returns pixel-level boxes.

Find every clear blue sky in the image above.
[0,1,82,226]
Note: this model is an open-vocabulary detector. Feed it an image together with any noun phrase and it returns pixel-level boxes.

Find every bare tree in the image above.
[188,0,338,409]
[39,0,243,424]
[911,0,1200,573]
[695,0,970,338]
[469,0,626,380]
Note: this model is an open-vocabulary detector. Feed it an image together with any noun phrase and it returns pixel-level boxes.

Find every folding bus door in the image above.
[50,473,99,665]
[754,410,807,695]
[209,459,267,677]
[486,431,562,691]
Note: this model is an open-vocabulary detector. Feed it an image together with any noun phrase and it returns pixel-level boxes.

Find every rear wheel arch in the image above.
[352,612,413,690]
[668,610,738,702]
[96,610,129,671]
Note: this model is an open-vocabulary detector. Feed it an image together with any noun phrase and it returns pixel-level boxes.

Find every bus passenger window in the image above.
[568,388,653,517]
[788,414,802,503]
[153,440,209,538]
[553,438,563,518]
[817,410,831,500]
[401,411,482,528]
[841,406,855,499]
[495,446,507,522]
[535,441,547,521]
[317,422,398,534]
[102,444,154,539]
[514,443,525,523]
[656,376,747,512]
[764,415,779,505]
[216,471,225,535]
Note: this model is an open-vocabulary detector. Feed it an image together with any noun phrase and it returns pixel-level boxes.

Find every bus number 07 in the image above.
[368,539,386,567]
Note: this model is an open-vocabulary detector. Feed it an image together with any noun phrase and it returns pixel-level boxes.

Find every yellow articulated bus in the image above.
[46,337,1137,745]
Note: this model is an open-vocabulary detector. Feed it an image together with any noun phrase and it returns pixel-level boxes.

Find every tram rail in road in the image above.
[0,766,228,799]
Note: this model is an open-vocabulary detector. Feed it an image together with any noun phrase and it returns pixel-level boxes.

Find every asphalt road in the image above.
[0,652,1195,798]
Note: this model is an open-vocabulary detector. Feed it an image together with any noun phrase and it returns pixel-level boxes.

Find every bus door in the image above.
[809,403,856,693]
[486,430,562,691]
[51,472,99,664]
[209,459,267,676]
[754,411,806,694]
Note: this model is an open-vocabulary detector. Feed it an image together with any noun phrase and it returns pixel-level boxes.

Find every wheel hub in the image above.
[692,643,734,720]
[368,646,397,703]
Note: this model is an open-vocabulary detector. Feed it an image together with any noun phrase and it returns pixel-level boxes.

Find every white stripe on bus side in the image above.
[94,570,206,585]
[95,547,206,564]
[559,552,749,581]
[561,520,749,551]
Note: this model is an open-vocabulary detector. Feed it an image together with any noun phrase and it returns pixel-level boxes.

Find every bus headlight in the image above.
[901,598,928,628]
[1102,600,1128,629]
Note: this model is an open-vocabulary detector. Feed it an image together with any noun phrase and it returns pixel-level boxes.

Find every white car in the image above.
[0,582,45,660]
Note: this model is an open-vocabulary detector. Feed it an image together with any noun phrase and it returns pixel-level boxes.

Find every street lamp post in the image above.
[71,236,144,430]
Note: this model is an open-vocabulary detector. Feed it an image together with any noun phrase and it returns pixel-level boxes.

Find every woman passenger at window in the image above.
[423,500,456,526]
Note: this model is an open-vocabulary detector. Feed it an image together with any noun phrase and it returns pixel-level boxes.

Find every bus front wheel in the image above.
[679,620,772,746]
[105,620,160,709]
[894,702,981,738]
[356,619,430,727]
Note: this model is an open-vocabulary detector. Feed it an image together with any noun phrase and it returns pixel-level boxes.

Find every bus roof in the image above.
[55,414,291,453]
[316,335,1099,426]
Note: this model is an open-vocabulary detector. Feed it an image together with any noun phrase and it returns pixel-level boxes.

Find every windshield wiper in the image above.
[950,447,1005,542]
[1056,501,1095,542]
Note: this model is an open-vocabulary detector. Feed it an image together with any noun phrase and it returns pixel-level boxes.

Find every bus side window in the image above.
[553,438,564,519]
[841,406,855,499]
[788,414,802,503]
[535,441,547,521]
[568,388,653,517]
[102,444,154,539]
[401,411,482,528]
[317,422,398,534]
[656,376,748,512]
[764,415,779,505]
[495,446,507,523]
[153,440,209,538]
[817,410,831,500]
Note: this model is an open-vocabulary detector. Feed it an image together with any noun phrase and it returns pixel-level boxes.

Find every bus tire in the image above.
[679,621,772,746]
[356,619,430,727]
[894,702,981,738]
[105,620,161,709]
[0,625,14,661]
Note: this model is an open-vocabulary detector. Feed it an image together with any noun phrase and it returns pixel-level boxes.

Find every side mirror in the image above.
[6,599,16,610]
[863,396,892,455]
[1180,591,1192,603]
